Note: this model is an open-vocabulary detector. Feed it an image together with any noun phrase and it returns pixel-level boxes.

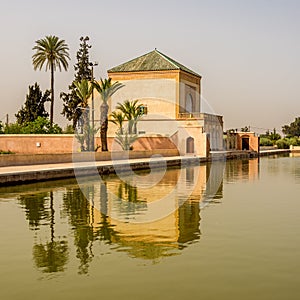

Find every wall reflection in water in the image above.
[16,158,259,274]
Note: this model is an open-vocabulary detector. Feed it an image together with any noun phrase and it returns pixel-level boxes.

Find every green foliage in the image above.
[0,121,4,134]
[15,83,50,124]
[275,139,290,149]
[288,137,300,146]
[21,117,62,134]
[110,100,144,150]
[259,137,274,146]
[92,78,124,104]
[63,124,75,134]
[282,117,300,137]
[116,100,143,134]
[114,129,138,150]
[93,78,124,152]
[110,111,125,134]
[61,36,92,129]
[0,149,14,154]
[259,128,281,146]
[73,79,94,151]
[4,117,62,134]
[33,35,70,125]
[4,123,23,134]
[261,128,281,141]
[75,123,99,152]
[73,79,93,107]
[74,36,92,81]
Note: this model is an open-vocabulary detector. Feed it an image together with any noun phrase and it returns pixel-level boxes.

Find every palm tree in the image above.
[116,100,143,134]
[93,78,124,151]
[32,35,70,126]
[110,111,125,134]
[74,79,93,109]
[74,79,93,150]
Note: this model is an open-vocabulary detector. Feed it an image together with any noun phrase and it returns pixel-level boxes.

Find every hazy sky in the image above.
[0,0,299,132]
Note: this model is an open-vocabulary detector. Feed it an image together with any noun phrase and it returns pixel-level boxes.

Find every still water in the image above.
[0,155,300,300]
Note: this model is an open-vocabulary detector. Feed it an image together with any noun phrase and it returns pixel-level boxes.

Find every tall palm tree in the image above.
[74,79,93,150]
[116,100,143,134]
[93,78,124,151]
[32,35,70,126]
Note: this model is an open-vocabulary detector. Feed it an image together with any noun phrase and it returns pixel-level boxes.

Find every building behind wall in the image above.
[226,131,259,152]
[93,49,224,156]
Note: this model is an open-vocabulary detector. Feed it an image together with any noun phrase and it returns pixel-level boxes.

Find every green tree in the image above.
[4,123,23,134]
[110,111,126,134]
[0,121,4,134]
[259,128,281,146]
[115,129,138,150]
[116,100,143,134]
[21,116,62,134]
[4,117,62,134]
[61,36,92,129]
[282,117,300,137]
[73,79,94,150]
[15,83,50,125]
[93,78,124,151]
[32,35,70,126]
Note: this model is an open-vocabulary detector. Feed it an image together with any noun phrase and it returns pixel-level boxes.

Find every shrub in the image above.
[3,117,62,134]
[63,124,74,134]
[275,139,290,149]
[0,150,14,154]
[4,123,23,134]
[259,137,274,146]
[287,137,300,146]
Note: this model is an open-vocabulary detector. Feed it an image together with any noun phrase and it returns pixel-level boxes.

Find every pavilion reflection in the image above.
[83,163,222,262]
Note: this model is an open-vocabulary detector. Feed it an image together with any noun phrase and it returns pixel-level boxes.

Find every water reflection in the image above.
[13,158,261,274]
[18,191,69,273]
[18,192,50,229]
[224,158,259,183]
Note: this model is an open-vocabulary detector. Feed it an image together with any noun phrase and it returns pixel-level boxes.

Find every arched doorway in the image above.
[186,137,194,154]
[242,136,250,150]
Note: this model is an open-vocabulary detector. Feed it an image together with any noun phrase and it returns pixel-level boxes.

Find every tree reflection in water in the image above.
[62,186,95,274]
[18,192,50,229]
[18,191,69,273]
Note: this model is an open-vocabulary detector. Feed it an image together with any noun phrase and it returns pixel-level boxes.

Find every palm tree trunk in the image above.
[133,120,137,134]
[100,102,109,151]
[83,107,90,151]
[50,63,54,126]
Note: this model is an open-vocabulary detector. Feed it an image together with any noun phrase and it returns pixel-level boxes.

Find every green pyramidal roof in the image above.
[108,49,201,77]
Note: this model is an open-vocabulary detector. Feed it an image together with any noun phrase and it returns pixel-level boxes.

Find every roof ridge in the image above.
[155,49,179,69]
[107,49,201,77]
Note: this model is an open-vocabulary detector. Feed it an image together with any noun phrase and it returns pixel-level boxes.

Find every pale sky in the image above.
[0,0,299,133]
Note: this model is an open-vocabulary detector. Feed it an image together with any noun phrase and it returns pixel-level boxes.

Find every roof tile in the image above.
[108,49,201,77]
